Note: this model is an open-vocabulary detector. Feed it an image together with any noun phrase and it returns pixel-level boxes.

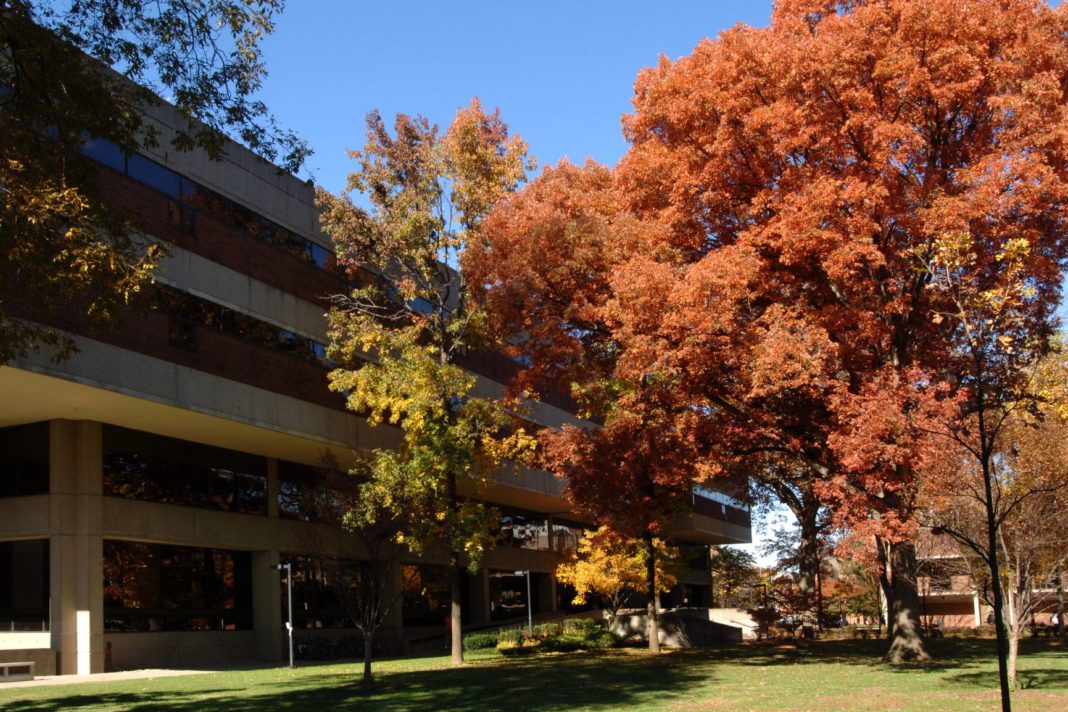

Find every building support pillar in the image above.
[535,571,554,615]
[48,420,104,675]
[265,459,279,519]
[467,567,491,625]
[973,593,982,627]
[380,563,406,654]
[252,550,283,662]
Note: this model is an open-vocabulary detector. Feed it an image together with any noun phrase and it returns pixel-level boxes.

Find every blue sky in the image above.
[258,1,774,192]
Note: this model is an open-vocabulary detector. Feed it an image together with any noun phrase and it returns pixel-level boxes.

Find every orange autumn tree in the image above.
[466,161,707,653]
[612,0,1068,666]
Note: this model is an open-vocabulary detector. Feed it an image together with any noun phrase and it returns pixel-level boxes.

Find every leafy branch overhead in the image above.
[1,1,307,363]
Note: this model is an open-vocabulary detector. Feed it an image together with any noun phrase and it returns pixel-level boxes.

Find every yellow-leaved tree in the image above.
[317,100,536,668]
[555,526,678,616]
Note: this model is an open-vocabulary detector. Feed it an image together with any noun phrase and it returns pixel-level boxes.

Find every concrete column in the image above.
[466,567,491,625]
[252,550,282,662]
[535,572,554,615]
[265,459,279,518]
[973,593,982,627]
[380,563,406,654]
[48,420,104,675]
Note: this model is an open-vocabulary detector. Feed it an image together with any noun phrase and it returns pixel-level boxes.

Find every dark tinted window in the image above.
[127,153,181,197]
[401,564,450,627]
[153,285,327,365]
[82,137,126,172]
[0,423,49,497]
[82,138,337,271]
[103,425,267,515]
[284,556,362,629]
[104,540,252,631]
[0,540,49,631]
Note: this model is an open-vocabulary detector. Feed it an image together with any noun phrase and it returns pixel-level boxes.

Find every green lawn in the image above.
[1,638,1066,711]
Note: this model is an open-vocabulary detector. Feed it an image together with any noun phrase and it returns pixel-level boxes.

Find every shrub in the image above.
[463,630,499,651]
[496,627,527,649]
[497,618,620,654]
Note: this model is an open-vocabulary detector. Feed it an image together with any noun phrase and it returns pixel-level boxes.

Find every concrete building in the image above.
[915,528,1066,631]
[0,100,751,675]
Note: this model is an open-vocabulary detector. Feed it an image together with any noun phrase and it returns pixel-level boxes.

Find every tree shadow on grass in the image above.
[3,651,711,712]
[680,636,1060,673]
[946,668,1068,690]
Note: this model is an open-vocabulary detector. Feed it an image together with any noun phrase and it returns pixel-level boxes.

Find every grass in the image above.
[0,638,1065,711]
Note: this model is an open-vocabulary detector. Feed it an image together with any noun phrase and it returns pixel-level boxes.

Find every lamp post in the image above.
[515,570,532,635]
[274,562,294,668]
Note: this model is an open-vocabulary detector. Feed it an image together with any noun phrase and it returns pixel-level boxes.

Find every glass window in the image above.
[277,461,324,521]
[401,564,450,627]
[497,508,549,550]
[489,571,529,621]
[104,540,252,632]
[153,286,327,365]
[0,540,49,631]
[550,520,586,553]
[186,184,230,222]
[311,244,333,270]
[82,137,126,172]
[127,153,181,197]
[0,423,49,498]
[102,425,267,515]
[284,556,364,629]
[167,199,195,233]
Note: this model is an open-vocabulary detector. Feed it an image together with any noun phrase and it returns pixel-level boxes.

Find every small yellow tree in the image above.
[555,526,678,616]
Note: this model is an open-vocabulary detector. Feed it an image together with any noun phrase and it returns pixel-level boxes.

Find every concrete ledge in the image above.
[104,631,260,671]
[609,609,744,647]
[0,649,55,676]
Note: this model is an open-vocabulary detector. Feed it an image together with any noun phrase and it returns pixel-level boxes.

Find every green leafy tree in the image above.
[710,546,762,609]
[318,100,535,665]
[1,1,308,362]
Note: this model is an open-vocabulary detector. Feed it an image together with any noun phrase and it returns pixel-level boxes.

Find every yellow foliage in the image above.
[555,526,678,614]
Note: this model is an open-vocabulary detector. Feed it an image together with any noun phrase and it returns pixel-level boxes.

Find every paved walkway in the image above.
[1,668,214,690]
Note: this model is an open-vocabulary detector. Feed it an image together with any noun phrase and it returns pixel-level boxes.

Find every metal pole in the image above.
[526,570,533,636]
[286,563,294,669]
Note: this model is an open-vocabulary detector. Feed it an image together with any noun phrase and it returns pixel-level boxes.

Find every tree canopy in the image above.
[470,0,1068,669]
[1,0,307,362]
[318,100,535,665]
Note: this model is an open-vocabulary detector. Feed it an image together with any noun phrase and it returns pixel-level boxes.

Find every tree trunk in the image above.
[981,463,1012,710]
[362,630,374,686]
[797,505,821,637]
[1057,573,1065,641]
[816,566,824,635]
[643,531,661,654]
[882,541,931,663]
[1007,633,1019,691]
[447,471,464,665]
[877,538,893,640]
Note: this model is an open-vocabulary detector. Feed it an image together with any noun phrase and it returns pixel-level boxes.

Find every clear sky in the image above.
[257,0,775,193]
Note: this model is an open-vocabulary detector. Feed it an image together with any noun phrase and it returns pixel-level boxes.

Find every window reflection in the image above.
[401,564,450,627]
[102,425,267,515]
[103,540,252,632]
[496,508,550,550]
[82,137,335,271]
[153,285,328,365]
[283,556,363,629]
